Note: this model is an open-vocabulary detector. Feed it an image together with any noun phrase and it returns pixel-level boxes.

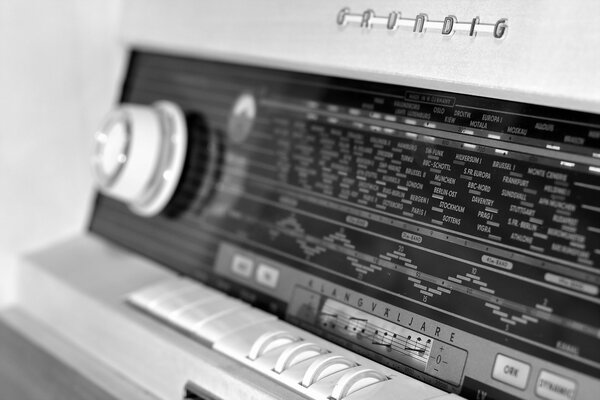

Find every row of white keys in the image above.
[129,279,462,400]
[215,324,392,400]
[128,278,274,344]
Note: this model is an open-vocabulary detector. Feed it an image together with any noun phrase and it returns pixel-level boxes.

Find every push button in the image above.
[330,368,389,400]
[491,354,530,390]
[535,370,577,400]
[152,287,221,318]
[213,320,303,362]
[193,307,276,344]
[255,263,280,288]
[231,254,254,278]
[248,330,301,360]
[128,278,196,310]
[303,366,363,400]
[272,342,327,373]
[169,297,247,331]
[301,354,357,387]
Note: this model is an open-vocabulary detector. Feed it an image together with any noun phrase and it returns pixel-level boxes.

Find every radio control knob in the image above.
[91,101,188,217]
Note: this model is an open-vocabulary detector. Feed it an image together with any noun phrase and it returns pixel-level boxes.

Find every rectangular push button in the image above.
[151,287,222,318]
[231,254,254,278]
[491,354,530,390]
[213,320,303,362]
[192,307,276,343]
[256,263,280,288]
[535,370,577,400]
[169,297,248,331]
[128,278,196,309]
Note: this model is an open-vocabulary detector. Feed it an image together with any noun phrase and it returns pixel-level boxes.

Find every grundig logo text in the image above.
[337,8,508,39]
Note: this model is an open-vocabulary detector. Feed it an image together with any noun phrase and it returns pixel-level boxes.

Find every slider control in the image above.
[330,368,389,400]
[272,342,327,374]
[248,331,301,361]
[301,354,357,387]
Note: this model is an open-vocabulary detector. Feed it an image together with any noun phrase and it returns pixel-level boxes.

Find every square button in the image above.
[256,264,280,288]
[231,254,254,278]
[535,370,577,400]
[491,354,530,390]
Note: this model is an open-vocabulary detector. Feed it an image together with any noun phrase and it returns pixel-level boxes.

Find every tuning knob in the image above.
[91,101,188,217]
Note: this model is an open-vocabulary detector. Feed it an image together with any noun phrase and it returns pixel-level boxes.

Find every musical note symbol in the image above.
[319,312,339,329]
[347,317,368,337]
[371,329,393,351]
[404,347,427,353]
[404,335,427,353]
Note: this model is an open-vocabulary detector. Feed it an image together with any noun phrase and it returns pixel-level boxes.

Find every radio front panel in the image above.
[90,51,600,400]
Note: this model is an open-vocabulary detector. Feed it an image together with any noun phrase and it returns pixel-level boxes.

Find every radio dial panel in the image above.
[90,52,600,400]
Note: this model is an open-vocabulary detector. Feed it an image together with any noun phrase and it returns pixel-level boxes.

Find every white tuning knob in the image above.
[91,101,188,217]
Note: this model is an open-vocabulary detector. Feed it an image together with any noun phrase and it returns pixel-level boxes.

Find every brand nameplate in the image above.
[337,8,508,39]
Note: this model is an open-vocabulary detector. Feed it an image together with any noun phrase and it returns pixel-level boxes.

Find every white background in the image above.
[0,0,123,306]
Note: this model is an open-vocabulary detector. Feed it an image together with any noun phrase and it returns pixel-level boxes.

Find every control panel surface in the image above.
[90,51,600,400]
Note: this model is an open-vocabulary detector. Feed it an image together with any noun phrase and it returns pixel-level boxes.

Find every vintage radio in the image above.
[7,1,600,399]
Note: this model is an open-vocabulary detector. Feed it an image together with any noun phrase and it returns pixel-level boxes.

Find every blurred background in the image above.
[0,0,123,306]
